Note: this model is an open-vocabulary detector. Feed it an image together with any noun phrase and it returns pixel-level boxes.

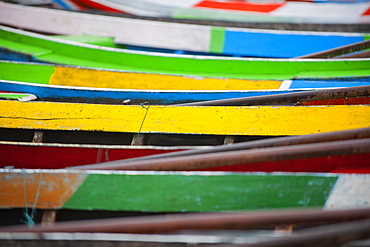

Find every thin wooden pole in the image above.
[68,127,370,169]
[296,39,370,59]
[2,208,370,234]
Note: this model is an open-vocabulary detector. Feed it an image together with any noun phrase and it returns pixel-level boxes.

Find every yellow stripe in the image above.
[49,66,281,90]
[1,101,369,136]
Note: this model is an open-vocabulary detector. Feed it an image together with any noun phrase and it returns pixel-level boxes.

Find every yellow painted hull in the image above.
[0,101,369,136]
[50,66,281,90]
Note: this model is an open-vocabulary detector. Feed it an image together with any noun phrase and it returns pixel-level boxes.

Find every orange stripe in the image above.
[0,172,86,209]
[195,0,283,13]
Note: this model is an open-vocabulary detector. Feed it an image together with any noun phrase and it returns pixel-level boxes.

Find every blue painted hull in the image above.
[1,79,369,104]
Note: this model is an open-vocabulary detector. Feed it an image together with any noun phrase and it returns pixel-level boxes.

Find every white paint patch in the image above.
[324,174,370,209]
[18,94,37,101]
[278,80,292,89]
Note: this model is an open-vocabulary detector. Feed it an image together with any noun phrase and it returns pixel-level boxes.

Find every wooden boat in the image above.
[1,168,369,212]
[1,26,369,81]
[2,61,370,104]
[51,0,370,24]
[1,2,370,58]
[0,100,369,136]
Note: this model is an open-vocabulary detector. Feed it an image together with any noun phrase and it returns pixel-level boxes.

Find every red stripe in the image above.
[195,0,284,13]
[297,97,370,106]
[362,7,370,15]
[72,0,130,13]
[195,153,370,174]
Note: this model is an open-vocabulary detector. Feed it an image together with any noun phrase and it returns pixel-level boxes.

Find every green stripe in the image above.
[52,35,122,48]
[209,27,225,54]
[0,93,30,100]
[0,61,55,84]
[63,173,338,212]
[1,27,370,80]
[364,34,370,40]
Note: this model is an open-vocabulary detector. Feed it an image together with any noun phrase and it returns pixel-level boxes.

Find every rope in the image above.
[137,102,150,134]
[21,170,43,228]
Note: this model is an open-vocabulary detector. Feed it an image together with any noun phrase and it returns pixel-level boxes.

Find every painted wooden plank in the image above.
[1,26,369,80]
[0,169,342,211]
[0,2,369,57]
[0,100,369,135]
[1,61,369,104]
[0,61,282,90]
[2,169,370,212]
[74,138,370,173]
[2,140,369,172]
[0,80,312,104]
[0,141,198,169]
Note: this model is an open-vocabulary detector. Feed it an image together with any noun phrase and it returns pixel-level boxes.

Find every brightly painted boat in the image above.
[1,168,369,212]
[1,2,370,57]
[52,0,370,24]
[1,26,370,80]
[0,100,369,136]
[2,61,370,104]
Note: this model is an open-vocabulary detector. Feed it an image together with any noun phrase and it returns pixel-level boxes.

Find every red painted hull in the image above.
[2,142,370,173]
[0,143,186,169]
[197,153,370,174]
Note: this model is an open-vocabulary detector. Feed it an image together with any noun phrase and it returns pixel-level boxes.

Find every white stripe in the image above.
[324,174,370,209]
[279,80,292,89]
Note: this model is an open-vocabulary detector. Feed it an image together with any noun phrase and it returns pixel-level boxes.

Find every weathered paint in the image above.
[0,169,340,212]
[297,97,370,106]
[3,61,369,92]
[0,171,86,209]
[49,66,280,90]
[0,100,369,135]
[201,153,370,173]
[1,2,369,57]
[1,26,370,80]
[2,141,370,172]
[0,141,193,169]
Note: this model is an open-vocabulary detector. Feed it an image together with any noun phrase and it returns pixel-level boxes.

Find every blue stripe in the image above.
[50,0,74,10]
[2,78,369,104]
[291,78,370,88]
[0,81,309,105]
[223,31,364,58]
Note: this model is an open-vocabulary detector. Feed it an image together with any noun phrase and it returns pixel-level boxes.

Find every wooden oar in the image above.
[296,39,370,59]
[68,127,370,168]
[175,85,370,106]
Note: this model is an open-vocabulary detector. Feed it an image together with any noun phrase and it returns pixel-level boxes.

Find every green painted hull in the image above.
[1,26,370,80]
[1,169,345,212]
